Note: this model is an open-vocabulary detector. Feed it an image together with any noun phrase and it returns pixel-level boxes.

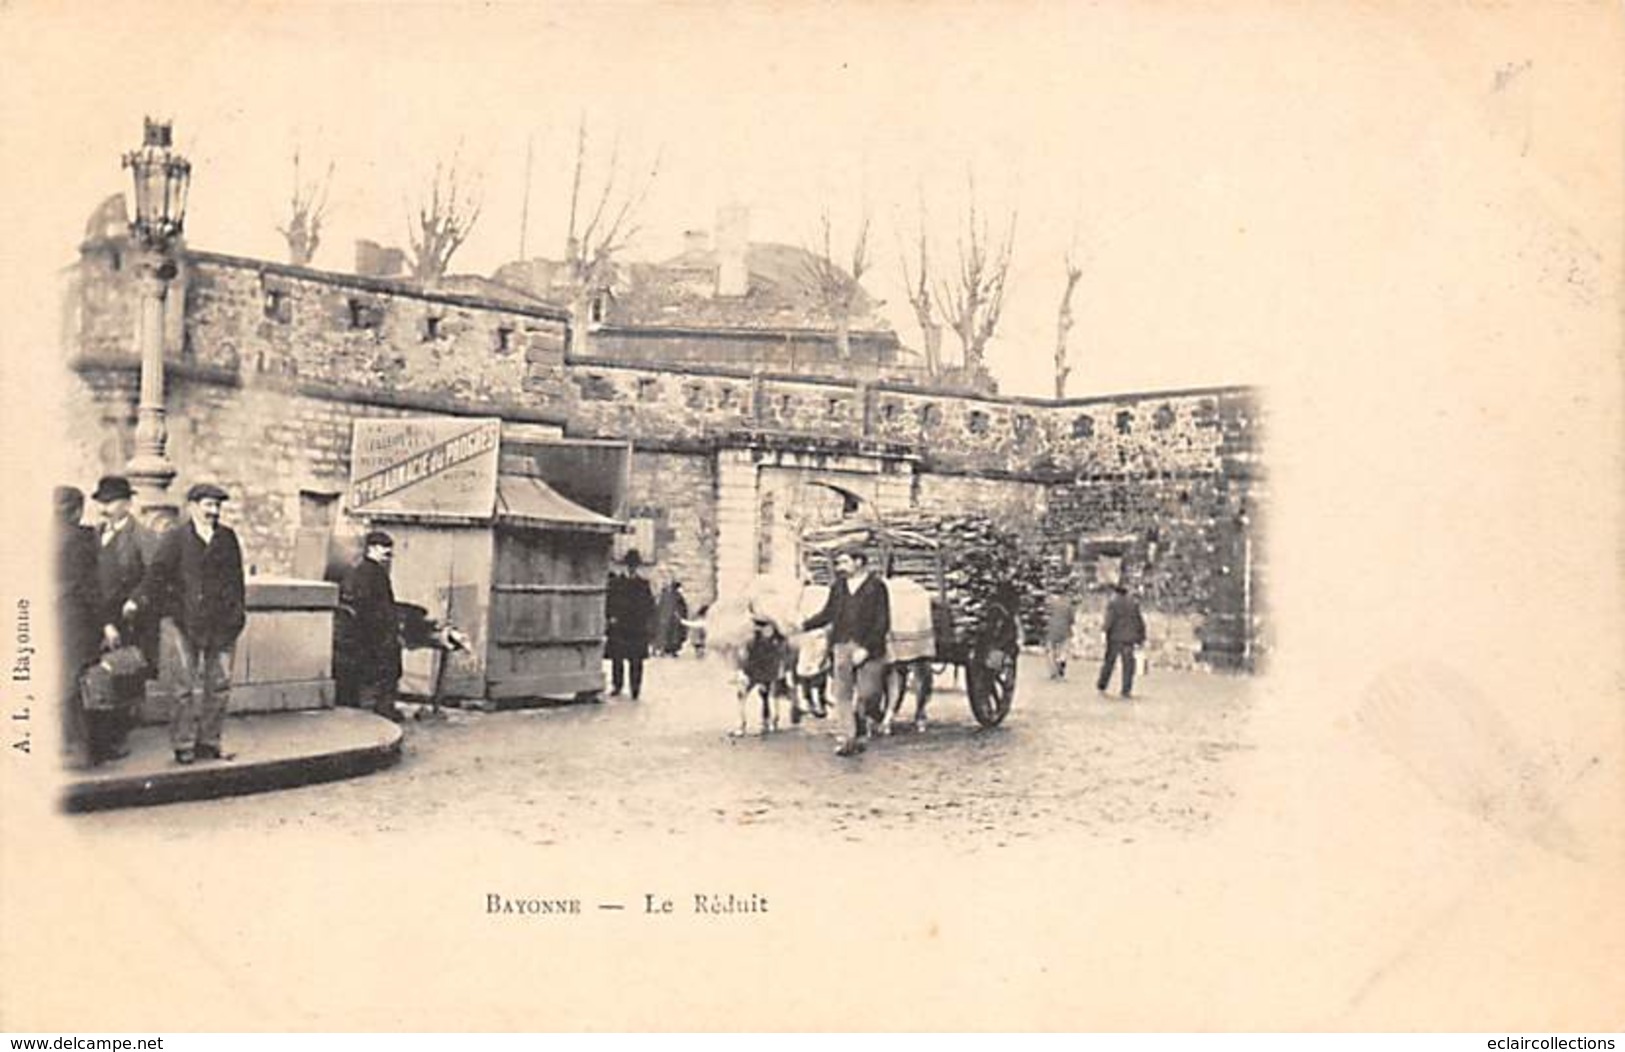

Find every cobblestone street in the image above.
[82,652,1256,850]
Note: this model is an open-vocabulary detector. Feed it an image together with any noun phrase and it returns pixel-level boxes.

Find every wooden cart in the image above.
[800,516,1021,728]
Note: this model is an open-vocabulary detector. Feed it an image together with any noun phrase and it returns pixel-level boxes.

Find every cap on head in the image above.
[186,482,229,503]
[364,530,395,550]
[92,475,134,503]
[622,548,644,569]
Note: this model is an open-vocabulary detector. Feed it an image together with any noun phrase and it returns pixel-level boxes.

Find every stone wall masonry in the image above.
[61,365,142,487]
[1045,475,1232,613]
[713,449,761,603]
[66,369,468,575]
[754,375,866,436]
[67,243,1265,668]
[1038,387,1259,478]
[562,361,762,442]
[1042,458,1262,670]
[623,449,719,608]
[588,326,913,382]
[74,244,575,420]
[550,357,1257,483]
[72,248,1258,485]
[71,240,181,363]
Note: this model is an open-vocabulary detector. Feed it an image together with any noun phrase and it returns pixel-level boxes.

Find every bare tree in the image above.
[277,150,334,268]
[802,209,872,360]
[1054,246,1084,398]
[934,181,1016,376]
[898,203,943,376]
[407,151,483,283]
[564,117,661,291]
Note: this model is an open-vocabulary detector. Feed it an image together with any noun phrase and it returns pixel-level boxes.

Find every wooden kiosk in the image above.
[347,417,629,704]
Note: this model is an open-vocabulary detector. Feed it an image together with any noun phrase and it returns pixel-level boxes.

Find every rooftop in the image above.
[491,240,893,335]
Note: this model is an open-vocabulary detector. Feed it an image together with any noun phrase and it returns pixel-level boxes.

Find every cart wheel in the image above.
[967,603,1018,727]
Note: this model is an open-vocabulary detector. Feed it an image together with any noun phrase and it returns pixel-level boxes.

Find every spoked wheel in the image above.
[966,602,1019,727]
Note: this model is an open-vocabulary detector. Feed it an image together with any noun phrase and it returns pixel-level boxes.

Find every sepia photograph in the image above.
[1,0,1620,1035]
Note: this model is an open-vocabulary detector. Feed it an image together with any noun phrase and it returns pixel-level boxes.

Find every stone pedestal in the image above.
[139,577,338,723]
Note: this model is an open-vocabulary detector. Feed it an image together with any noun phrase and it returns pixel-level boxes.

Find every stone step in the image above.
[62,708,402,813]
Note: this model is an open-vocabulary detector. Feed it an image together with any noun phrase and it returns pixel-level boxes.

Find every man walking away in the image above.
[126,483,247,764]
[339,530,406,723]
[1097,582,1147,699]
[800,547,890,756]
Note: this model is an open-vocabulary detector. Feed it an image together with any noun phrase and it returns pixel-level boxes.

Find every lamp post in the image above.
[121,118,191,526]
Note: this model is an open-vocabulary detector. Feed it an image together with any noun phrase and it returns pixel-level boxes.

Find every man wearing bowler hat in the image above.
[338,530,406,722]
[89,475,158,763]
[126,483,247,764]
[605,549,656,699]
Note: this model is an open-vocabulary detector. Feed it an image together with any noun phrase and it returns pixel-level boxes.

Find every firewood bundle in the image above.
[800,513,1027,650]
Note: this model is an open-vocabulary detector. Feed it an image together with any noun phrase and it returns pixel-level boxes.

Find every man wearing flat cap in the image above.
[338,530,406,722]
[88,475,157,763]
[125,482,247,764]
[800,545,890,756]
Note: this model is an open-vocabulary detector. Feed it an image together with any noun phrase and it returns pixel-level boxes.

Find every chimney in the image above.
[355,239,406,278]
[682,229,709,256]
[715,204,749,297]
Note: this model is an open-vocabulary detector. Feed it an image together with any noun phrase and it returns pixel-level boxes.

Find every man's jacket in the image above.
[1103,593,1147,646]
[339,557,403,686]
[135,522,247,650]
[97,520,160,668]
[803,573,890,656]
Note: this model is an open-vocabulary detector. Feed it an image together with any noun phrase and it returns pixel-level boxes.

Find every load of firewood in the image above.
[800,513,1031,647]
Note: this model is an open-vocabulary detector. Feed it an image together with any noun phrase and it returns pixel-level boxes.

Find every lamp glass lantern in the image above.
[122,118,191,248]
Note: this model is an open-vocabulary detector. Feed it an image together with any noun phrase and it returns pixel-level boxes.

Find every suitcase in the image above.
[78,646,148,711]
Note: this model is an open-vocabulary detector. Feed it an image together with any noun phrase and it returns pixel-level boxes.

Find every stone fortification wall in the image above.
[73,248,1253,481]
[65,244,1264,669]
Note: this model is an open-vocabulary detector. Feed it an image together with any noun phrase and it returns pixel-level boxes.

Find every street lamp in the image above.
[121,117,191,524]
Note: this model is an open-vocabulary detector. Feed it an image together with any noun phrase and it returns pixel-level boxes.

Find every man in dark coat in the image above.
[338,530,405,722]
[605,549,655,699]
[1096,581,1148,699]
[89,475,157,763]
[126,483,247,764]
[801,547,891,756]
[54,486,101,767]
